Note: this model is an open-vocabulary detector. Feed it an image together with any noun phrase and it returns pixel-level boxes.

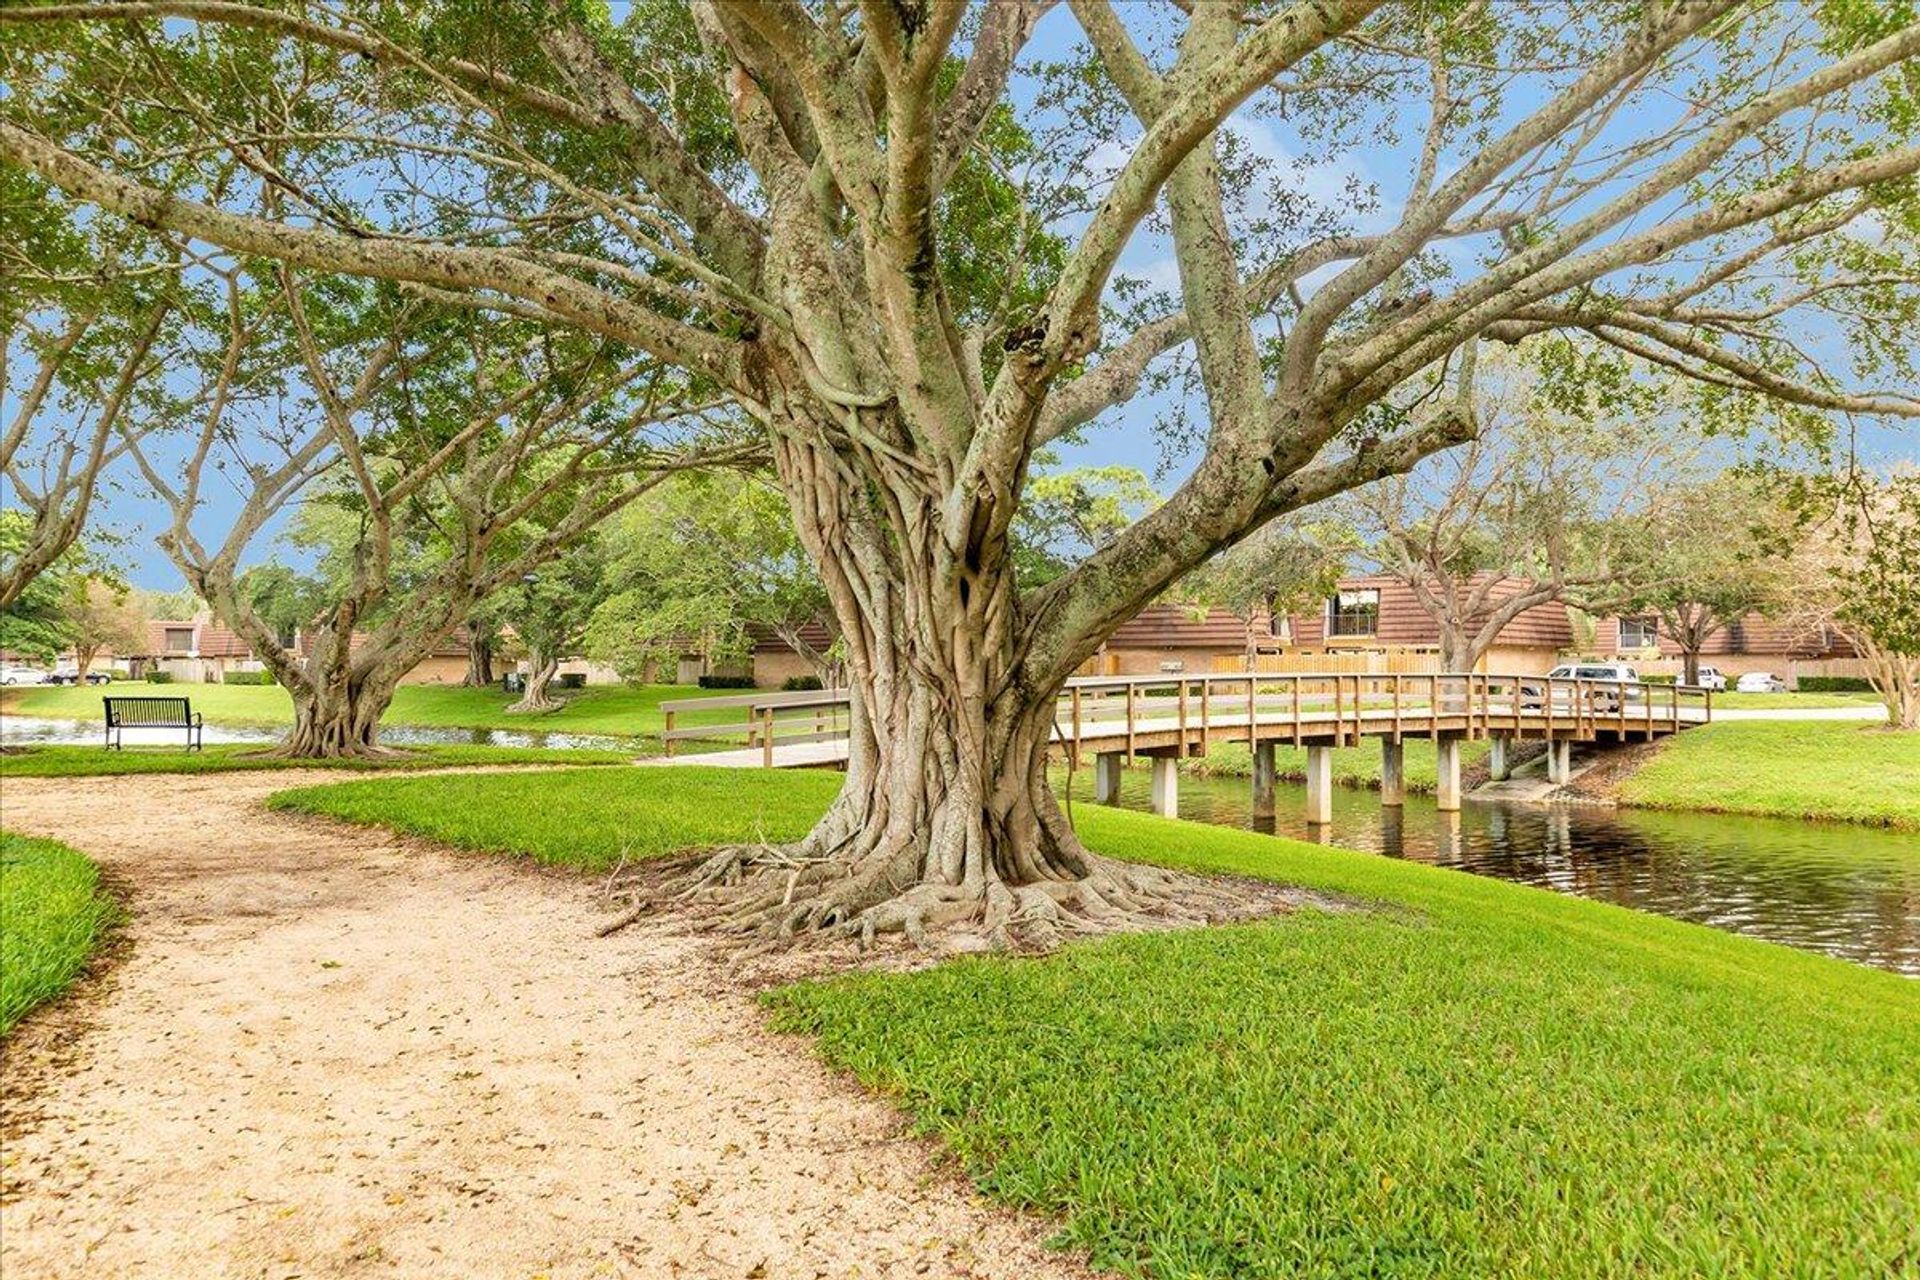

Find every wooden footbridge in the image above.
[656,672,1712,822]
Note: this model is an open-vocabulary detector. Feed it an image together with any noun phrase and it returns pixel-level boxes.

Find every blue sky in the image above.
[18,3,1918,589]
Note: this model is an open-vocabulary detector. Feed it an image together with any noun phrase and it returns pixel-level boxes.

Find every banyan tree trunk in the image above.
[277,682,395,757]
[677,504,1235,948]
[463,633,495,687]
[507,656,562,714]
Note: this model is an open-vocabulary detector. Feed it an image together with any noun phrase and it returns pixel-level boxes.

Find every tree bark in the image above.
[279,681,394,757]
[463,632,495,687]
[1681,648,1701,687]
[251,618,420,759]
[507,653,562,714]
[684,637,1203,948]
[1438,623,1478,673]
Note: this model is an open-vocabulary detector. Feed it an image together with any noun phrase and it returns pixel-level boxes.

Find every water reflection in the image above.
[1065,767,1920,977]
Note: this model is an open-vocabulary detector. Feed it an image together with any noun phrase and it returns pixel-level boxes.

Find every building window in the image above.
[1326,589,1380,639]
[164,627,195,654]
[1619,617,1658,649]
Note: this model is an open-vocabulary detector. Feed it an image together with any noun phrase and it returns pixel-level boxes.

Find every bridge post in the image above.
[1488,735,1511,782]
[1304,745,1333,824]
[1379,740,1405,807]
[1545,739,1572,784]
[1094,752,1125,805]
[1251,741,1276,817]
[1434,735,1462,812]
[1149,755,1179,818]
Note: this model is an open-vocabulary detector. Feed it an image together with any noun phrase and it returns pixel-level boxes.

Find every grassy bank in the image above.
[268,766,841,869]
[0,743,637,779]
[1,832,117,1035]
[1710,690,1883,709]
[1185,736,1492,791]
[275,766,1918,1277]
[1,680,743,739]
[1616,720,1920,829]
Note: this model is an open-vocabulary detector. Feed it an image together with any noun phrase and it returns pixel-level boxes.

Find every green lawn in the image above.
[1710,690,1884,709]
[0,743,637,779]
[274,766,1919,1277]
[268,765,841,869]
[2,680,745,739]
[1188,737,1492,792]
[1617,720,1920,828]
[1,832,118,1036]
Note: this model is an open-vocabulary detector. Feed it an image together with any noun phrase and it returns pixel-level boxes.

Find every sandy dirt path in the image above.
[0,772,1091,1280]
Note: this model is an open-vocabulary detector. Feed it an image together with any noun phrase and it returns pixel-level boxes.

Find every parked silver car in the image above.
[1684,666,1727,692]
[0,663,50,685]
[1735,671,1788,693]
[1518,662,1643,713]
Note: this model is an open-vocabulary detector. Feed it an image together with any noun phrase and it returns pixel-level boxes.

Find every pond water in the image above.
[1061,767,1920,977]
[0,714,643,754]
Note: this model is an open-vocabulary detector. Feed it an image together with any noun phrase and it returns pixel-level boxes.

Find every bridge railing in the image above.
[661,673,1711,766]
[660,687,852,765]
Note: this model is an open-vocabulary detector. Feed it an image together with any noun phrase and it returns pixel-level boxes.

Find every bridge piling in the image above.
[1545,740,1573,784]
[1251,741,1276,818]
[1095,752,1125,805]
[1149,755,1179,818]
[1435,736,1462,811]
[1488,736,1512,782]
[1380,740,1406,807]
[1304,745,1334,824]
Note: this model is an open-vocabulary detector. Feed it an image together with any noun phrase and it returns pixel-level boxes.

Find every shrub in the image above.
[1642,674,1677,685]
[221,670,274,686]
[557,672,586,690]
[144,671,174,684]
[1797,676,1874,692]
[698,674,756,689]
[781,674,824,691]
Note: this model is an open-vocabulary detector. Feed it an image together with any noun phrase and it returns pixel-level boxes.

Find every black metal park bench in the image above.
[102,695,204,751]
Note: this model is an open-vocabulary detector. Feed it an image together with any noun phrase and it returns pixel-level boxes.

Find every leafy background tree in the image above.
[496,535,614,714]
[1172,517,1356,666]
[1623,474,1798,685]
[588,473,836,685]
[1788,469,1920,729]
[58,576,147,680]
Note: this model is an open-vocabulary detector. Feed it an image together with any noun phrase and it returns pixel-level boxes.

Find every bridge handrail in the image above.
[658,671,1709,764]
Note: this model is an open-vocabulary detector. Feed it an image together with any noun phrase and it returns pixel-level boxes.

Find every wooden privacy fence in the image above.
[659,672,1712,769]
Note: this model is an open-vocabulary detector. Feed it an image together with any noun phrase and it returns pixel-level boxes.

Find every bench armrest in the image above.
[191,712,204,726]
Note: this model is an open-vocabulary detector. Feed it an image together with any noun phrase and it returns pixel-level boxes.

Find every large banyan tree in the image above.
[4,0,1916,943]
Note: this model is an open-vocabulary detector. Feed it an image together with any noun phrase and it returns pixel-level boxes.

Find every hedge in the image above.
[221,670,275,686]
[697,674,756,689]
[1796,676,1874,693]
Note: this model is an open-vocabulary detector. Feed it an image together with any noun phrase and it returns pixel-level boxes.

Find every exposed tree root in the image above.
[240,741,410,762]
[599,838,1320,957]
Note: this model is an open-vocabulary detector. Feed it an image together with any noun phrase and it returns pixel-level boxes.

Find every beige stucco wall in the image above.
[399,655,468,685]
[752,649,820,689]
